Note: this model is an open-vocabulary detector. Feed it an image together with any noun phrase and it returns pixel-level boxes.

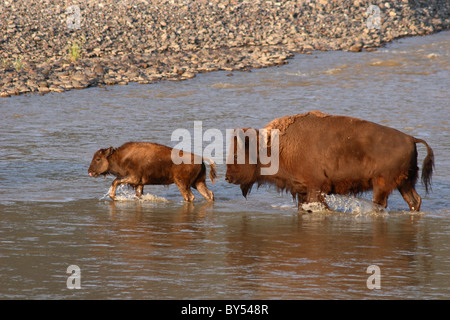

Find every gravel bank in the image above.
[1,0,448,97]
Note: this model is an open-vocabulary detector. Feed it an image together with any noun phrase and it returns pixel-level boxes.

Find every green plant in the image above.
[68,36,85,62]
[2,58,9,68]
[13,57,23,71]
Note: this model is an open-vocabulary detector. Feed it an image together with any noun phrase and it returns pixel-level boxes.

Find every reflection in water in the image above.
[0,196,448,299]
[0,32,449,299]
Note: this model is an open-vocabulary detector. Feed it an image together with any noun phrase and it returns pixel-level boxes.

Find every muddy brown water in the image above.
[0,31,449,299]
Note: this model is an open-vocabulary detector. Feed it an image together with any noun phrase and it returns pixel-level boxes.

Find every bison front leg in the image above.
[305,188,330,211]
[372,183,390,209]
[295,193,307,210]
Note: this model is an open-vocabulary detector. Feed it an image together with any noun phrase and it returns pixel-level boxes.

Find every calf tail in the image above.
[414,138,434,193]
[203,157,217,184]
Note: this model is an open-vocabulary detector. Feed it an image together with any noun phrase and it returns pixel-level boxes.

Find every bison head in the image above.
[225,128,259,197]
[88,147,114,177]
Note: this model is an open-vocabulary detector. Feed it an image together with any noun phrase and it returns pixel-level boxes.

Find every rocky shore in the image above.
[1,0,448,98]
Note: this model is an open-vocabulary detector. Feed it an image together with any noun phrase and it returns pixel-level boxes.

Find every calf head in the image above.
[88,147,114,177]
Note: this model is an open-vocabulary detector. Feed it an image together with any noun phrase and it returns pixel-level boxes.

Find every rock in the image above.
[38,86,50,94]
[26,80,38,89]
[267,35,282,45]
[71,73,88,82]
[38,80,48,88]
[349,42,363,52]
[104,78,117,86]
[49,85,65,93]
[56,71,69,78]
[0,91,11,98]
[181,71,195,79]
[125,71,139,80]
[61,82,74,91]
[0,0,448,97]
[93,65,104,74]
[71,80,85,89]
[17,85,30,93]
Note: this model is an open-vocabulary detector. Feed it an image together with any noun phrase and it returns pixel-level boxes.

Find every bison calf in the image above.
[225,111,434,212]
[88,142,216,201]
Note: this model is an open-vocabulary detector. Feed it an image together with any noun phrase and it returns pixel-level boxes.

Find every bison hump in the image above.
[263,110,329,135]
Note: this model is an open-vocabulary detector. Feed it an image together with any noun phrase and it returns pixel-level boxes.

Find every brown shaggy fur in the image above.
[89,142,216,201]
[226,111,434,211]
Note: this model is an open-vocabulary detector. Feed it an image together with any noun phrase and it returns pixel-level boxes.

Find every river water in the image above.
[0,31,449,300]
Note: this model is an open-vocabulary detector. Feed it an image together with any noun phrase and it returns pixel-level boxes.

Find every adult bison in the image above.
[225,111,434,211]
[88,142,216,201]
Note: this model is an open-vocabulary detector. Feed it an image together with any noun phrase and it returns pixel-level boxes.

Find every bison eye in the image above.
[95,158,101,162]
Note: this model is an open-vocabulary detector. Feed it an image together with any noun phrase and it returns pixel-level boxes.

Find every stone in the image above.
[349,42,363,52]
[72,73,88,82]
[38,86,50,93]
[38,80,48,88]
[181,71,195,79]
[71,80,85,89]
[0,0,448,97]
[93,65,104,74]
[49,85,65,93]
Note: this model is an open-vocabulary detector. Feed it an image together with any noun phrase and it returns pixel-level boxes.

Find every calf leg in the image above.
[110,176,139,200]
[398,184,422,211]
[195,180,214,201]
[110,178,121,200]
[135,185,144,198]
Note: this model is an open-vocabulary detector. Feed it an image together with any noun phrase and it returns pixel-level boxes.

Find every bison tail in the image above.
[414,138,434,193]
[203,157,217,184]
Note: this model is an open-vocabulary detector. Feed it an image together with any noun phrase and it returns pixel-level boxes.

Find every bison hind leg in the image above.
[397,167,422,211]
[398,184,422,211]
[195,180,214,201]
[174,180,195,202]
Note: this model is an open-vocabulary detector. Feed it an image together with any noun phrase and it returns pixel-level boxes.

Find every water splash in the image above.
[325,194,387,215]
[272,194,388,215]
[300,201,329,212]
[100,185,168,202]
